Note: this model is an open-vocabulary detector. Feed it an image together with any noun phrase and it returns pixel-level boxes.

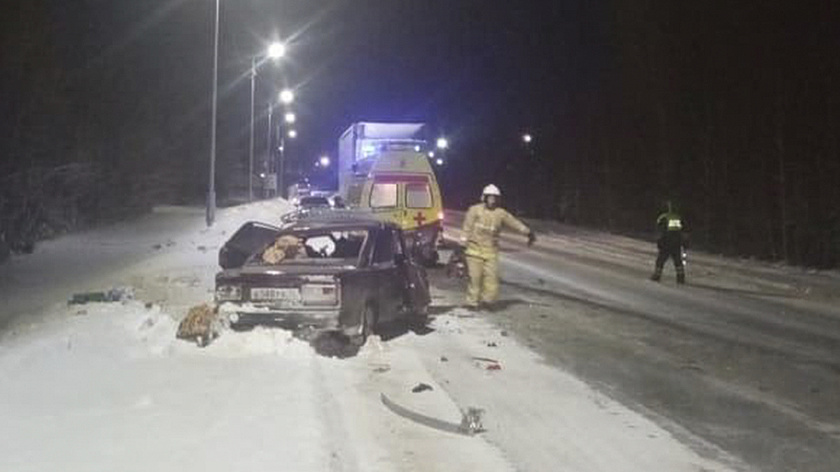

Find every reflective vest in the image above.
[462,203,530,259]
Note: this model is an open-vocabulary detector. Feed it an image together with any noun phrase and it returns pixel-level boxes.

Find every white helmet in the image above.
[482,184,502,197]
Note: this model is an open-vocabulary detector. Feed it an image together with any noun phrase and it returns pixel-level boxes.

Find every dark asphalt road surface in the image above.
[441,213,840,472]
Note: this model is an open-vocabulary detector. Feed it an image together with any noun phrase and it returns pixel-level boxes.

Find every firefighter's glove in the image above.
[527,231,537,247]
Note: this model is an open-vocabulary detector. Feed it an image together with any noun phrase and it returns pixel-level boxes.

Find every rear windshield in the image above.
[406,182,433,208]
[300,196,329,206]
[256,230,368,265]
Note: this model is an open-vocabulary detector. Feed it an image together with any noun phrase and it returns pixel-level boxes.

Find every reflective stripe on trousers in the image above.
[466,254,500,306]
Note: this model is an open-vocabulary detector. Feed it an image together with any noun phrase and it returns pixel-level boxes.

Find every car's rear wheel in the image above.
[410,303,429,328]
[350,303,376,347]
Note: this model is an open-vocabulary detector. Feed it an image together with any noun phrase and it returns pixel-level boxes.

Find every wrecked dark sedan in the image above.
[215,214,431,344]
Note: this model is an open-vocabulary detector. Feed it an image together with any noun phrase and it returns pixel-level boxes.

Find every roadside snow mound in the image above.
[130,307,314,359]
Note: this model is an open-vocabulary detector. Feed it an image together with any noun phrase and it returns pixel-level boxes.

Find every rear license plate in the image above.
[250,288,301,302]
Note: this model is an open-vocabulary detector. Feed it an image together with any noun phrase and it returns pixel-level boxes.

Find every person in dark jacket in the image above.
[651,201,688,284]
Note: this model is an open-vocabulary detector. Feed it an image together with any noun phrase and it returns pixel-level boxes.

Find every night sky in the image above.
[2,1,839,266]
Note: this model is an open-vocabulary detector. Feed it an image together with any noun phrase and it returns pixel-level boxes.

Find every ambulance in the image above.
[338,122,443,264]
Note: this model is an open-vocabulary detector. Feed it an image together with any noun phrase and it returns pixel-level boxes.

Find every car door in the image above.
[396,229,431,311]
[218,222,282,269]
[369,227,402,321]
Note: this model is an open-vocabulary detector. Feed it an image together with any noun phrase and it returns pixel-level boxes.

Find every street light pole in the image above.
[247,42,284,202]
[279,134,286,198]
[266,102,273,196]
[206,0,220,227]
[248,56,256,202]
[277,90,295,199]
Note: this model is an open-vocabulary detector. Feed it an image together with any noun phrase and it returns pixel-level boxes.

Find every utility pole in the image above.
[206,0,220,227]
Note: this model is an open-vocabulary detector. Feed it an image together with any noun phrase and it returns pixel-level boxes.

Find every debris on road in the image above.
[176,303,220,347]
[459,407,486,435]
[380,393,485,437]
[487,341,498,347]
[445,247,468,279]
[371,364,391,374]
[69,287,134,305]
[440,355,449,362]
[412,383,434,393]
[500,330,509,337]
[472,356,502,371]
[472,356,499,363]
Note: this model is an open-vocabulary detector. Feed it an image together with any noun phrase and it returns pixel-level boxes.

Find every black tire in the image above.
[229,322,255,332]
[411,303,429,328]
[350,303,377,347]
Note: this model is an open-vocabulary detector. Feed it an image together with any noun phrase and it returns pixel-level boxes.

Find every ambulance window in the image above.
[370,183,398,208]
[406,182,432,208]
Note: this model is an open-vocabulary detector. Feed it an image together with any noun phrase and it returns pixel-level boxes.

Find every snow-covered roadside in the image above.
[0,200,292,337]
[0,298,734,471]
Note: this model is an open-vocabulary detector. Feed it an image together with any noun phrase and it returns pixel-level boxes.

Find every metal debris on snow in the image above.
[411,383,433,393]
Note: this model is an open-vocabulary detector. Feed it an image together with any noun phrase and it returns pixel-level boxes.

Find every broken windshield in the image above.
[256,230,368,265]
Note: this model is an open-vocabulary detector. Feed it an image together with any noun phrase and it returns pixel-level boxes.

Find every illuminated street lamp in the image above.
[435,158,444,166]
[279,89,295,105]
[319,155,331,168]
[249,41,286,202]
[267,42,286,59]
[284,112,296,124]
[522,133,533,144]
[436,137,449,150]
[427,151,435,158]
[287,129,298,139]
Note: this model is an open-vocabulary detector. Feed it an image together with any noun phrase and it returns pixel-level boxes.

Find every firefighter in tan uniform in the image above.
[462,184,536,309]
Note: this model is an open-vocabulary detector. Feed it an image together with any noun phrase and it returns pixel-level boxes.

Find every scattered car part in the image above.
[380,393,485,436]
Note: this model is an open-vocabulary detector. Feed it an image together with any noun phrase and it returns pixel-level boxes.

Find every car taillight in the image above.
[301,284,338,306]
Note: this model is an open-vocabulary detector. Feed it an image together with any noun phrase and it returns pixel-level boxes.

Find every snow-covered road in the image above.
[445,212,840,472]
[0,201,743,471]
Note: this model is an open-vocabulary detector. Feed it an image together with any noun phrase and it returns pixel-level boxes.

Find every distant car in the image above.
[297,195,331,209]
[215,214,431,344]
[330,195,347,209]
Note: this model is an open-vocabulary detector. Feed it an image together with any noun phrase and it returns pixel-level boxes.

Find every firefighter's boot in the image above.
[676,268,686,284]
[650,269,662,282]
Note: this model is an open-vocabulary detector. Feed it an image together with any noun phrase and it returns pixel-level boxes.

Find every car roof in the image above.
[282,209,394,231]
